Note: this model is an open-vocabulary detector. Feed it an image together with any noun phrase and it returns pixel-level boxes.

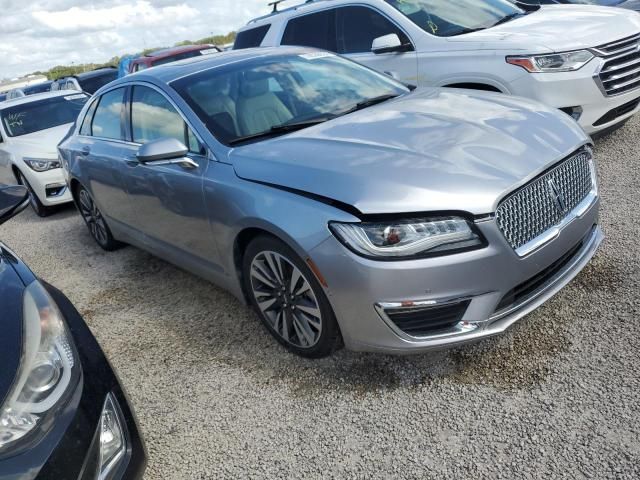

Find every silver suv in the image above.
[59,47,602,357]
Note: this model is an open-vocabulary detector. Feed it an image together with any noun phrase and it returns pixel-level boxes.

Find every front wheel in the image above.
[17,171,52,217]
[243,236,342,358]
[76,185,122,251]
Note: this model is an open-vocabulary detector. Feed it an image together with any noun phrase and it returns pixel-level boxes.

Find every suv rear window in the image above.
[234,24,271,49]
[78,70,117,95]
[282,11,337,51]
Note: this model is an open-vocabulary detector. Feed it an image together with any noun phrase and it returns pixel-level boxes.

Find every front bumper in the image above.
[0,285,146,480]
[508,60,640,135]
[310,197,601,354]
[20,167,72,206]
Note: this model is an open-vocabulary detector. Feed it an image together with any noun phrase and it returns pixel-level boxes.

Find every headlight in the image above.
[23,158,61,172]
[506,50,594,73]
[0,281,79,456]
[330,216,483,259]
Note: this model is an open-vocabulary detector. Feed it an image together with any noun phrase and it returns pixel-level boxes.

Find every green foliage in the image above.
[36,31,237,80]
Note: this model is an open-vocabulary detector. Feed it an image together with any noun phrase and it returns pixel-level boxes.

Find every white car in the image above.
[236,0,640,136]
[0,91,88,216]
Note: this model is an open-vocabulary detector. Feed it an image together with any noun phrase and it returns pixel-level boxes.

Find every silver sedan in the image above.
[59,47,602,357]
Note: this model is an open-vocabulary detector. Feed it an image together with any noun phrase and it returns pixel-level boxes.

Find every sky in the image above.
[0,0,270,79]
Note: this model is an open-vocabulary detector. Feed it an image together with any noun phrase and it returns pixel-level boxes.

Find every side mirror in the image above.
[371,34,411,55]
[136,137,197,169]
[0,185,29,226]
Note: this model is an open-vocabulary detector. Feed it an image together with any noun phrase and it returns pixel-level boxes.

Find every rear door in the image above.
[74,87,139,228]
[119,84,215,263]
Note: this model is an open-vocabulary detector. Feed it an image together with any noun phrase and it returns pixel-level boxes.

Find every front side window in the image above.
[130,86,200,153]
[91,88,125,140]
[384,0,523,37]
[336,6,411,54]
[281,10,337,52]
[234,24,271,49]
[172,52,408,145]
[0,94,88,137]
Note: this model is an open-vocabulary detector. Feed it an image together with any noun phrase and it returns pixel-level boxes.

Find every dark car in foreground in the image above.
[0,185,145,479]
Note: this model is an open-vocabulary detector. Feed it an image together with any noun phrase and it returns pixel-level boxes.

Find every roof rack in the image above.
[248,0,334,24]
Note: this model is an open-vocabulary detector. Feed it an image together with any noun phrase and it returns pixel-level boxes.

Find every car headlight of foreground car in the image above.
[23,158,61,172]
[99,393,127,480]
[506,50,594,73]
[0,281,79,456]
[330,216,483,259]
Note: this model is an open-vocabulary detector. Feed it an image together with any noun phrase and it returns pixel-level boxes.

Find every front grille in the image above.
[384,301,470,337]
[496,150,593,253]
[595,33,640,96]
[495,231,589,313]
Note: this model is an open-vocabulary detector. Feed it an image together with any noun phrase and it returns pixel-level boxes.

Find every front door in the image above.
[121,85,217,265]
[336,6,419,84]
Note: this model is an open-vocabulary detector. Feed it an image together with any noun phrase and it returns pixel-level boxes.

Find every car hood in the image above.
[10,123,74,158]
[230,88,588,216]
[446,5,640,53]
[0,245,27,406]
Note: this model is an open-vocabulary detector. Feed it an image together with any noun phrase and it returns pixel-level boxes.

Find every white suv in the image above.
[0,91,88,216]
[236,0,640,136]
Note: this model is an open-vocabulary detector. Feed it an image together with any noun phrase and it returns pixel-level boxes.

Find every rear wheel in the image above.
[243,235,341,358]
[17,171,52,217]
[76,185,122,251]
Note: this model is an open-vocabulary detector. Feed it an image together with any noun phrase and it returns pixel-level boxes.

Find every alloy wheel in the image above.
[250,250,323,348]
[78,189,109,246]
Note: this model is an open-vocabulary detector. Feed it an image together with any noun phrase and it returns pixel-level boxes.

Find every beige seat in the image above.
[236,75,293,135]
[189,78,240,135]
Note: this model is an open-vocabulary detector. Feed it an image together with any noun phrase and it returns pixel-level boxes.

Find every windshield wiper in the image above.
[228,117,332,146]
[337,94,400,117]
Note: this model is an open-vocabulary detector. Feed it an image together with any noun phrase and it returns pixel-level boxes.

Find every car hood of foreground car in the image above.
[231,88,588,216]
[446,5,640,53]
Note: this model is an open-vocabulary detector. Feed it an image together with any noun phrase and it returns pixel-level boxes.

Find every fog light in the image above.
[98,393,127,480]
[559,106,583,121]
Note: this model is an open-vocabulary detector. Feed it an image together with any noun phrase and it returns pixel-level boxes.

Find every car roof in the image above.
[74,67,117,80]
[242,0,343,27]
[108,46,311,86]
[142,44,216,59]
[0,90,84,110]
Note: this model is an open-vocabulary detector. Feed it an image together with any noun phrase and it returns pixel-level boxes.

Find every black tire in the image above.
[17,171,53,217]
[243,235,342,358]
[75,185,122,251]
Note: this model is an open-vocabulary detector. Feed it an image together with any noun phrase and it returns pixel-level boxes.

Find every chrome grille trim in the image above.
[496,149,597,257]
[593,33,640,96]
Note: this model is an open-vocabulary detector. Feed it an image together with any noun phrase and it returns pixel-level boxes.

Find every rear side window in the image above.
[234,24,271,49]
[91,88,125,140]
[130,86,200,153]
[80,98,98,135]
[336,6,410,54]
[281,10,337,51]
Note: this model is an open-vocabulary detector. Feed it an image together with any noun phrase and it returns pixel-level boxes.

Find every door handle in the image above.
[81,146,91,156]
[125,155,139,167]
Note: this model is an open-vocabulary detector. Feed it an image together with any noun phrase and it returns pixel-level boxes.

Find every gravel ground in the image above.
[2,118,639,479]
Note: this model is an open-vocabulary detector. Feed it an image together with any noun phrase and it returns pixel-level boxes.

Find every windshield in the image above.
[385,0,523,37]
[1,94,88,137]
[78,71,117,94]
[172,52,408,145]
